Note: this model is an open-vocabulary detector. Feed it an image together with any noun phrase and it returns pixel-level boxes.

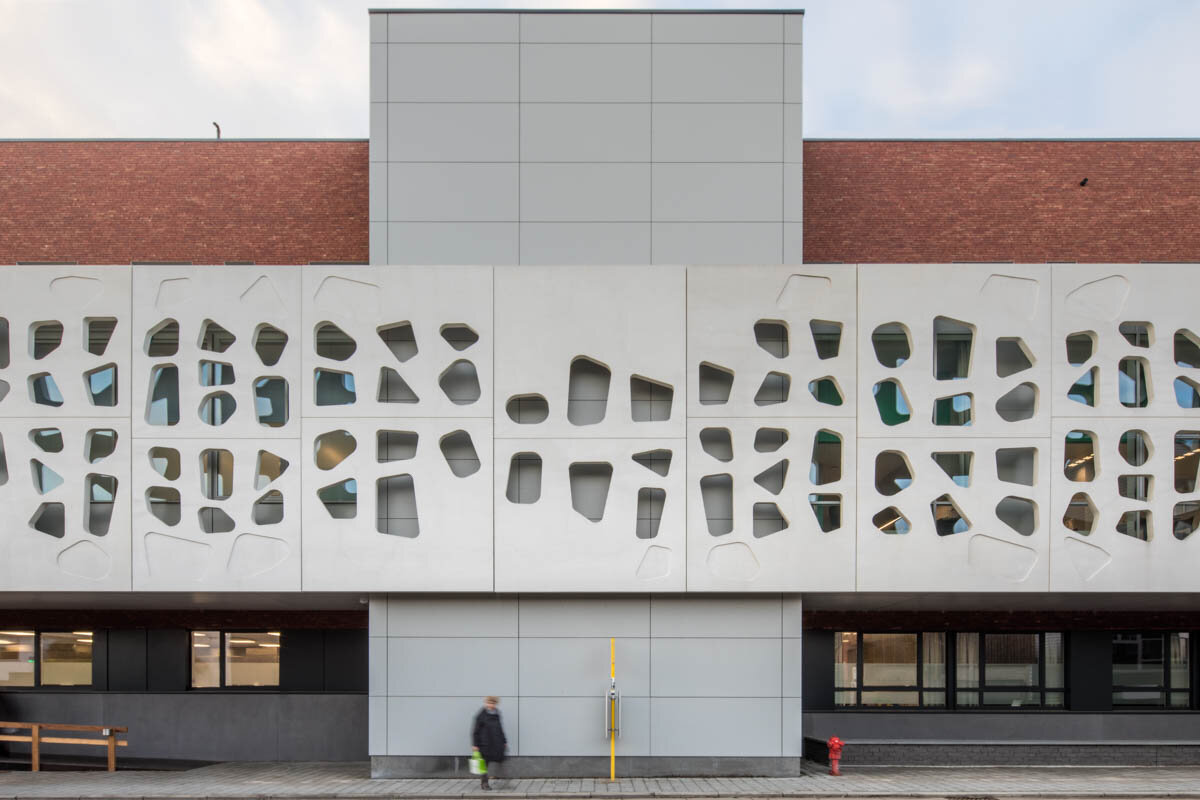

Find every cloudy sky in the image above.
[1,0,1196,139]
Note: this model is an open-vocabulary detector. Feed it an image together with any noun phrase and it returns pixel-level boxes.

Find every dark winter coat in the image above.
[472,708,507,762]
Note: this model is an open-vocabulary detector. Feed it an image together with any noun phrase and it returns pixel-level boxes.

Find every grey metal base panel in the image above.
[371,755,805,778]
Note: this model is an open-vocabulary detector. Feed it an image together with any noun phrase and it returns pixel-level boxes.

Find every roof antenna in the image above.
[213,122,221,140]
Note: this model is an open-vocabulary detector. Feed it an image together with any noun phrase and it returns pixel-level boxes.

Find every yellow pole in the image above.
[609,637,616,782]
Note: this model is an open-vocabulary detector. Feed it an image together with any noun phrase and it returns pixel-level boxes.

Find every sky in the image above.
[0,0,1197,139]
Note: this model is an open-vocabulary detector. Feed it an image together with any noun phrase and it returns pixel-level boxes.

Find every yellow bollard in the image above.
[610,637,616,782]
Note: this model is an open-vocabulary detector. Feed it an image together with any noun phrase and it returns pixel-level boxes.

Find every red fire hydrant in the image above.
[826,735,844,776]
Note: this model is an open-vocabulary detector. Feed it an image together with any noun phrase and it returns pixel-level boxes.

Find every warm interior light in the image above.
[79,639,93,644]
[72,631,93,636]
[0,631,34,637]
[193,643,211,648]
[0,640,13,645]
[262,643,281,648]
[268,632,281,637]
[229,639,256,644]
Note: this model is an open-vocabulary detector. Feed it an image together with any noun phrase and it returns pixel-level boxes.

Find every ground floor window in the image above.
[956,632,1064,708]
[1113,632,1190,707]
[0,630,92,688]
[835,632,946,707]
[190,630,280,688]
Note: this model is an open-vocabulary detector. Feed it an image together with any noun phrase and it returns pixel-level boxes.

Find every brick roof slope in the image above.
[0,141,367,265]
[803,139,1200,263]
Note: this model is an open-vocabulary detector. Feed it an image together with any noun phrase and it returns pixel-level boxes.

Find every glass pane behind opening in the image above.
[191,630,220,688]
[0,631,35,687]
[40,632,92,686]
[224,632,280,687]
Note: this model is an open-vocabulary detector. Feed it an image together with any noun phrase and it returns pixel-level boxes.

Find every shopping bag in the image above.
[469,751,487,775]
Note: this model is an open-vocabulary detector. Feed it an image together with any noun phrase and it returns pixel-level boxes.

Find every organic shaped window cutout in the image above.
[30,502,65,538]
[0,378,8,403]
[872,322,910,368]
[145,319,179,357]
[996,496,1037,536]
[146,486,181,526]
[873,379,911,426]
[149,446,180,481]
[85,363,118,407]
[1118,357,1150,408]
[1173,501,1200,540]
[30,321,63,360]
[440,430,480,478]
[630,376,674,422]
[318,478,357,519]
[254,377,288,427]
[567,357,610,425]
[698,362,734,405]
[377,475,418,537]
[377,430,418,463]
[0,317,8,368]
[755,427,788,452]
[200,360,235,387]
[378,367,418,403]
[934,316,974,380]
[252,490,284,525]
[1064,430,1097,482]
[199,320,236,353]
[808,376,843,406]
[809,493,841,532]
[1119,321,1153,348]
[440,323,478,351]
[379,322,418,362]
[199,506,236,534]
[438,358,485,409]
[1062,492,1096,534]
[85,474,117,536]
[569,462,613,522]
[996,382,1037,422]
[314,322,356,361]
[1065,331,1095,366]
[754,371,791,406]
[636,488,665,539]
[0,433,7,486]
[753,502,788,538]
[1175,376,1200,409]
[810,429,841,485]
[1116,509,1152,542]
[810,320,842,360]
[314,430,356,471]
[931,494,970,536]
[199,449,233,500]
[86,429,117,464]
[254,450,289,490]
[932,452,972,488]
[932,393,973,426]
[632,449,672,477]
[1068,367,1098,407]
[506,394,548,424]
[1175,330,1200,368]
[30,428,64,453]
[254,324,289,367]
[700,474,733,536]
[505,453,542,504]
[30,373,64,407]
[1117,474,1152,501]
[996,447,1036,486]
[146,364,180,425]
[31,459,64,495]
[314,368,356,406]
[873,506,910,534]
[85,318,116,356]
[754,320,789,358]
[875,450,913,496]
[699,427,733,462]
[754,459,789,495]
[1119,430,1151,467]
[199,391,236,426]
[1175,431,1200,492]
[996,337,1034,378]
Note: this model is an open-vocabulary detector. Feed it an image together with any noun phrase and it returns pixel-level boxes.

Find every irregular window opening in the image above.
[30,428,63,454]
[567,357,610,425]
[314,430,356,471]
[996,337,1034,378]
[85,363,118,407]
[254,324,289,367]
[31,459,64,494]
[873,379,911,426]
[199,506,236,534]
[1175,431,1200,493]
[997,496,1037,535]
[506,394,549,424]
[1063,492,1096,535]
[754,320,789,358]
[318,478,357,519]
[0,317,8,367]
[252,490,284,525]
[254,377,288,427]
[378,322,418,362]
[85,318,116,356]
[872,322,910,368]
[0,433,8,485]
[254,450,289,490]
[440,323,478,351]
[1175,376,1200,409]
[30,502,65,538]
[809,493,841,532]
[1118,357,1150,408]
[1117,474,1152,501]
[377,475,418,537]
[753,502,788,538]
[30,373,64,408]
[145,319,179,357]
[1064,430,1097,482]
[30,321,63,360]
[378,367,418,403]
[932,452,972,488]
[699,427,733,462]
[875,450,913,496]
[698,362,734,405]
[931,494,970,536]
[199,320,236,354]
[1116,509,1152,542]
[314,368,356,406]
[1119,321,1153,348]
[199,391,236,426]
[377,430,418,463]
[932,393,973,426]
[754,371,790,406]
[873,507,910,534]
[755,427,788,453]
[199,449,233,500]
[440,430,480,478]
[569,462,613,522]
[1068,367,1098,407]
[632,449,672,477]
[996,382,1037,422]
[636,488,665,539]
[934,317,974,380]
[1175,330,1200,369]
[505,453,542,504]
[630,376,673,422]
[149,446,180,481]
[146,364,180,425]
[85,474,117,536]
[439,359,480,405]
[147,486,181,526]
[996,447,1036,486]
[808,376,843,406]
[200,360,235,387]
[314,322,356,361]
[754,459,789,495]
[810,320,842,360]
[1119,430,1151,467]
[1066,331,1095,367]
[1173,501,1200,541]
[700,474,733,536]
[810,429,841,485]
[0,378,8,403]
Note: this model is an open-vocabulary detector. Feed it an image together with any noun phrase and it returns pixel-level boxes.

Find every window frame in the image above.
[0,630,95,691]
[955,631,1067,710]
[189,629,282,691]
[835,631,948,709]
[1111,631,1192,709]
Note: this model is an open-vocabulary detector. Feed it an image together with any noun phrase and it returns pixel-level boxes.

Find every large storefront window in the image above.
[835,632,946,707]
[190,630,280,688]
[0,631,36,687]
[1113,632,1190,707]
[956,632,1064,708]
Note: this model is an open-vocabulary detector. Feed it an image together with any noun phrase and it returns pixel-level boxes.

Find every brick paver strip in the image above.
[3,762,1200,798]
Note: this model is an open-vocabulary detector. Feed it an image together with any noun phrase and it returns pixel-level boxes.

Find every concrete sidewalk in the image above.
[2,762,1200,798]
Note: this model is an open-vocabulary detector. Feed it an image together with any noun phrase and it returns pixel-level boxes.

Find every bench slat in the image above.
[0,721,128,733]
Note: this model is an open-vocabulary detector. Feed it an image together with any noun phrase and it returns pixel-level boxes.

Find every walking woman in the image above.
[471,695,507,790]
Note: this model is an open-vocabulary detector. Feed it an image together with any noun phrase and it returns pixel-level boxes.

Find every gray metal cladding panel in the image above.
[650,596,782,637]
[387,696,519,756]
[652,222,782,265]
[651,13,783,43]
[517,595,650,637]
[369,163,387,221]
[387,103,518,162]
[371,13,387,43]
[650,637,782,697]
[371,43,388,103]
[784,163,803,222]
[387,44,519,102]
[370,102,387,162]
[783,222,803,264]
[521,164,651,222]
[652,44,783,102]
[650,697,782,756]
[781,636,803,698]
[520,223,651,265]
[784,45,803,103]
[387,163,517,221]
[370,696,387,754]
[784,15,803,44]
[784,104,803,162]
[369,636,387,696]
[652,164,782,222]
[521,44,651,102]
[518,637,650,697]
[520,13,651,44]
[520,104,651,163]
[387,222,518,265]
[781,697,804,756]
[387,13,519,43]
[652,104,783,163]
[387,596,519,637]
[370,222,387,265]
[519,696,650,756]
[386,637,518,697]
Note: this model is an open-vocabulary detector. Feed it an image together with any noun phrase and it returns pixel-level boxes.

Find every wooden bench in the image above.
[0,721,128,771]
